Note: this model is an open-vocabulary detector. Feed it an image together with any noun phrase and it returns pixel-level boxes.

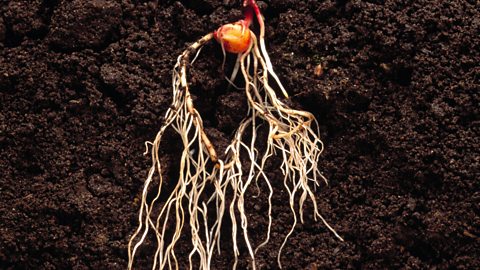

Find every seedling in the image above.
[128,1,342,269]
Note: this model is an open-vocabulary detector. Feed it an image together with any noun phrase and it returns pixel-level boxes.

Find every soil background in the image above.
[1,0,479,269]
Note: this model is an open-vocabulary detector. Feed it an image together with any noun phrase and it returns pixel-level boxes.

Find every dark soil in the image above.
[1,0,479,269]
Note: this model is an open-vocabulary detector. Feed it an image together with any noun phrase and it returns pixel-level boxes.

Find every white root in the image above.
[128,27,342,270]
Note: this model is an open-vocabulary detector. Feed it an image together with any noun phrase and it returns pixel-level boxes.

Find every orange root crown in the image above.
[214,20,251,54]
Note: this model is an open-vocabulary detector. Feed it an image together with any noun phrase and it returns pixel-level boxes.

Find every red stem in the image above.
[243,0,262,26]
[243,5,254,26]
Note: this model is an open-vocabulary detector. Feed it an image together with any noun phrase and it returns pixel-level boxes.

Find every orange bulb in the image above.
[214,20,251,54]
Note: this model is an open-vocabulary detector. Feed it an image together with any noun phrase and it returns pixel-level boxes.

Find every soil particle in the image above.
[0,17,5,43]
[48,0,122,51]
[216,91,248,133]
[3,0,48,45]
[1,0,479,269]
[100,63,139,97]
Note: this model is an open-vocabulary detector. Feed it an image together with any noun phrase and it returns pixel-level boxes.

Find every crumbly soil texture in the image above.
[1,0,478,269]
